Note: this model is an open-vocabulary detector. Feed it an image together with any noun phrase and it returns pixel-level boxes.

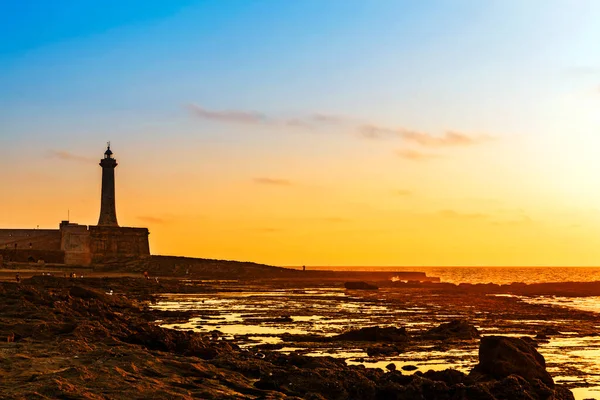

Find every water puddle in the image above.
[153,288,600,400]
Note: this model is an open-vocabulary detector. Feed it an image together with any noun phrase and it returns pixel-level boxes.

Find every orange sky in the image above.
[2,2,600,266]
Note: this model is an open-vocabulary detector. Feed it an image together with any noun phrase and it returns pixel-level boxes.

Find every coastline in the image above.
[3,269,600,399]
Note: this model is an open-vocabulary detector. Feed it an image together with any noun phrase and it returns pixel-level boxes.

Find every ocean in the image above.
[299,266,600,285]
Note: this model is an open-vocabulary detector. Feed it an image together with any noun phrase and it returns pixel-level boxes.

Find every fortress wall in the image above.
[0,225,150,266]
[89,226,150,263]
[0,229,62,251]
[60,224,92,266]
[0,249,65,264]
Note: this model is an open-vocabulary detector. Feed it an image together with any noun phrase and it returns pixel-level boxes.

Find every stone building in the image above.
[0,145,150,266]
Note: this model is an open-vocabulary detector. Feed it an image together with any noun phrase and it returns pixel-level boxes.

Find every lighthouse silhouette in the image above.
[98,142,119,227]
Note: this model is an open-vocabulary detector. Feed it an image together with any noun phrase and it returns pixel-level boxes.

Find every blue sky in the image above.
[1,1,599,264]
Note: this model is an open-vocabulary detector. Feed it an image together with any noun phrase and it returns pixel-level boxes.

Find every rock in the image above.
[0,277,577,400]
[344,281,379,290]
[69,285,105,300]
[488,375,564,400]
[366,345,403,357]
[471,335,554,387]
[539,326,561,336]
[423,319,480,340]
[401,365,418,371]
[422,369,470,385]
[386,363,396,371]
[255,366,378,399]
[244,315,294,323]
[333,326,409,342]
[256,343,284,350]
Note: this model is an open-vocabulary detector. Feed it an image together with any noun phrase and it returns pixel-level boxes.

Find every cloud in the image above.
[359,124,397,139]
[403,130,485,147]
[137,216,168,224]
[396,149,440,161]
[310,113,349,124]
[186,104,494,157]
[187,104,351,130]
[360,125,490,147]
[187,104,267,124]
[437,210,489,220]
[47,150,94,163]
[285,118,315,129]
[253,177,292,186]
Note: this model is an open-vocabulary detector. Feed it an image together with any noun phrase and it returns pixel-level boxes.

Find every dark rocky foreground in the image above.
[0,277,574,399]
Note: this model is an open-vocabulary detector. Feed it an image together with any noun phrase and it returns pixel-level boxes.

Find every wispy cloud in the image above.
[404,130,487,147]
[47,150,94,163]
[285,118,315,129]
[187,104,494,160]
[187,104,267,124]
[253,177,292,186]
[396,149,440,161]
[187,104,353,130]
[310,113,350,124]
[360,125,490,147]
[359,124,397,139]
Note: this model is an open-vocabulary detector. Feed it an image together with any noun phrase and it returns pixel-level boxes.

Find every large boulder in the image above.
[423,319,480,340]
[333,326,409,342]
[471,336,554,387]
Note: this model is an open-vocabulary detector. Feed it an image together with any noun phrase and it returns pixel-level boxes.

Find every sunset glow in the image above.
[2,1,600,266]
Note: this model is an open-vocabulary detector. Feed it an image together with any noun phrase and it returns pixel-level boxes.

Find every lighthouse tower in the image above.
[97,143,119,226]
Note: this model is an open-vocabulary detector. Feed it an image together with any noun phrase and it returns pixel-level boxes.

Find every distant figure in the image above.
[303,265,306,272]
[7,333,15,343]
[144,271,149,280]
[15,273,20,283]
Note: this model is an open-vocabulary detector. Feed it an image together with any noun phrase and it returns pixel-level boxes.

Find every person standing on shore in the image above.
[15,273,20,283]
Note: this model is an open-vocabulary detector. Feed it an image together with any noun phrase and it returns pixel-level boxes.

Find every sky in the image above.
[1,1,600,266]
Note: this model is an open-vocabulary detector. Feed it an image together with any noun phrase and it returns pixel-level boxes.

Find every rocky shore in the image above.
[0,276,578,399]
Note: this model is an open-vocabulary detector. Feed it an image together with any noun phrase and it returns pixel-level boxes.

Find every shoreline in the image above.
[3,273,599,399]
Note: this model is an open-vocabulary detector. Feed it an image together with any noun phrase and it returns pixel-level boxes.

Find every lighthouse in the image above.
[97,143,119,226]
